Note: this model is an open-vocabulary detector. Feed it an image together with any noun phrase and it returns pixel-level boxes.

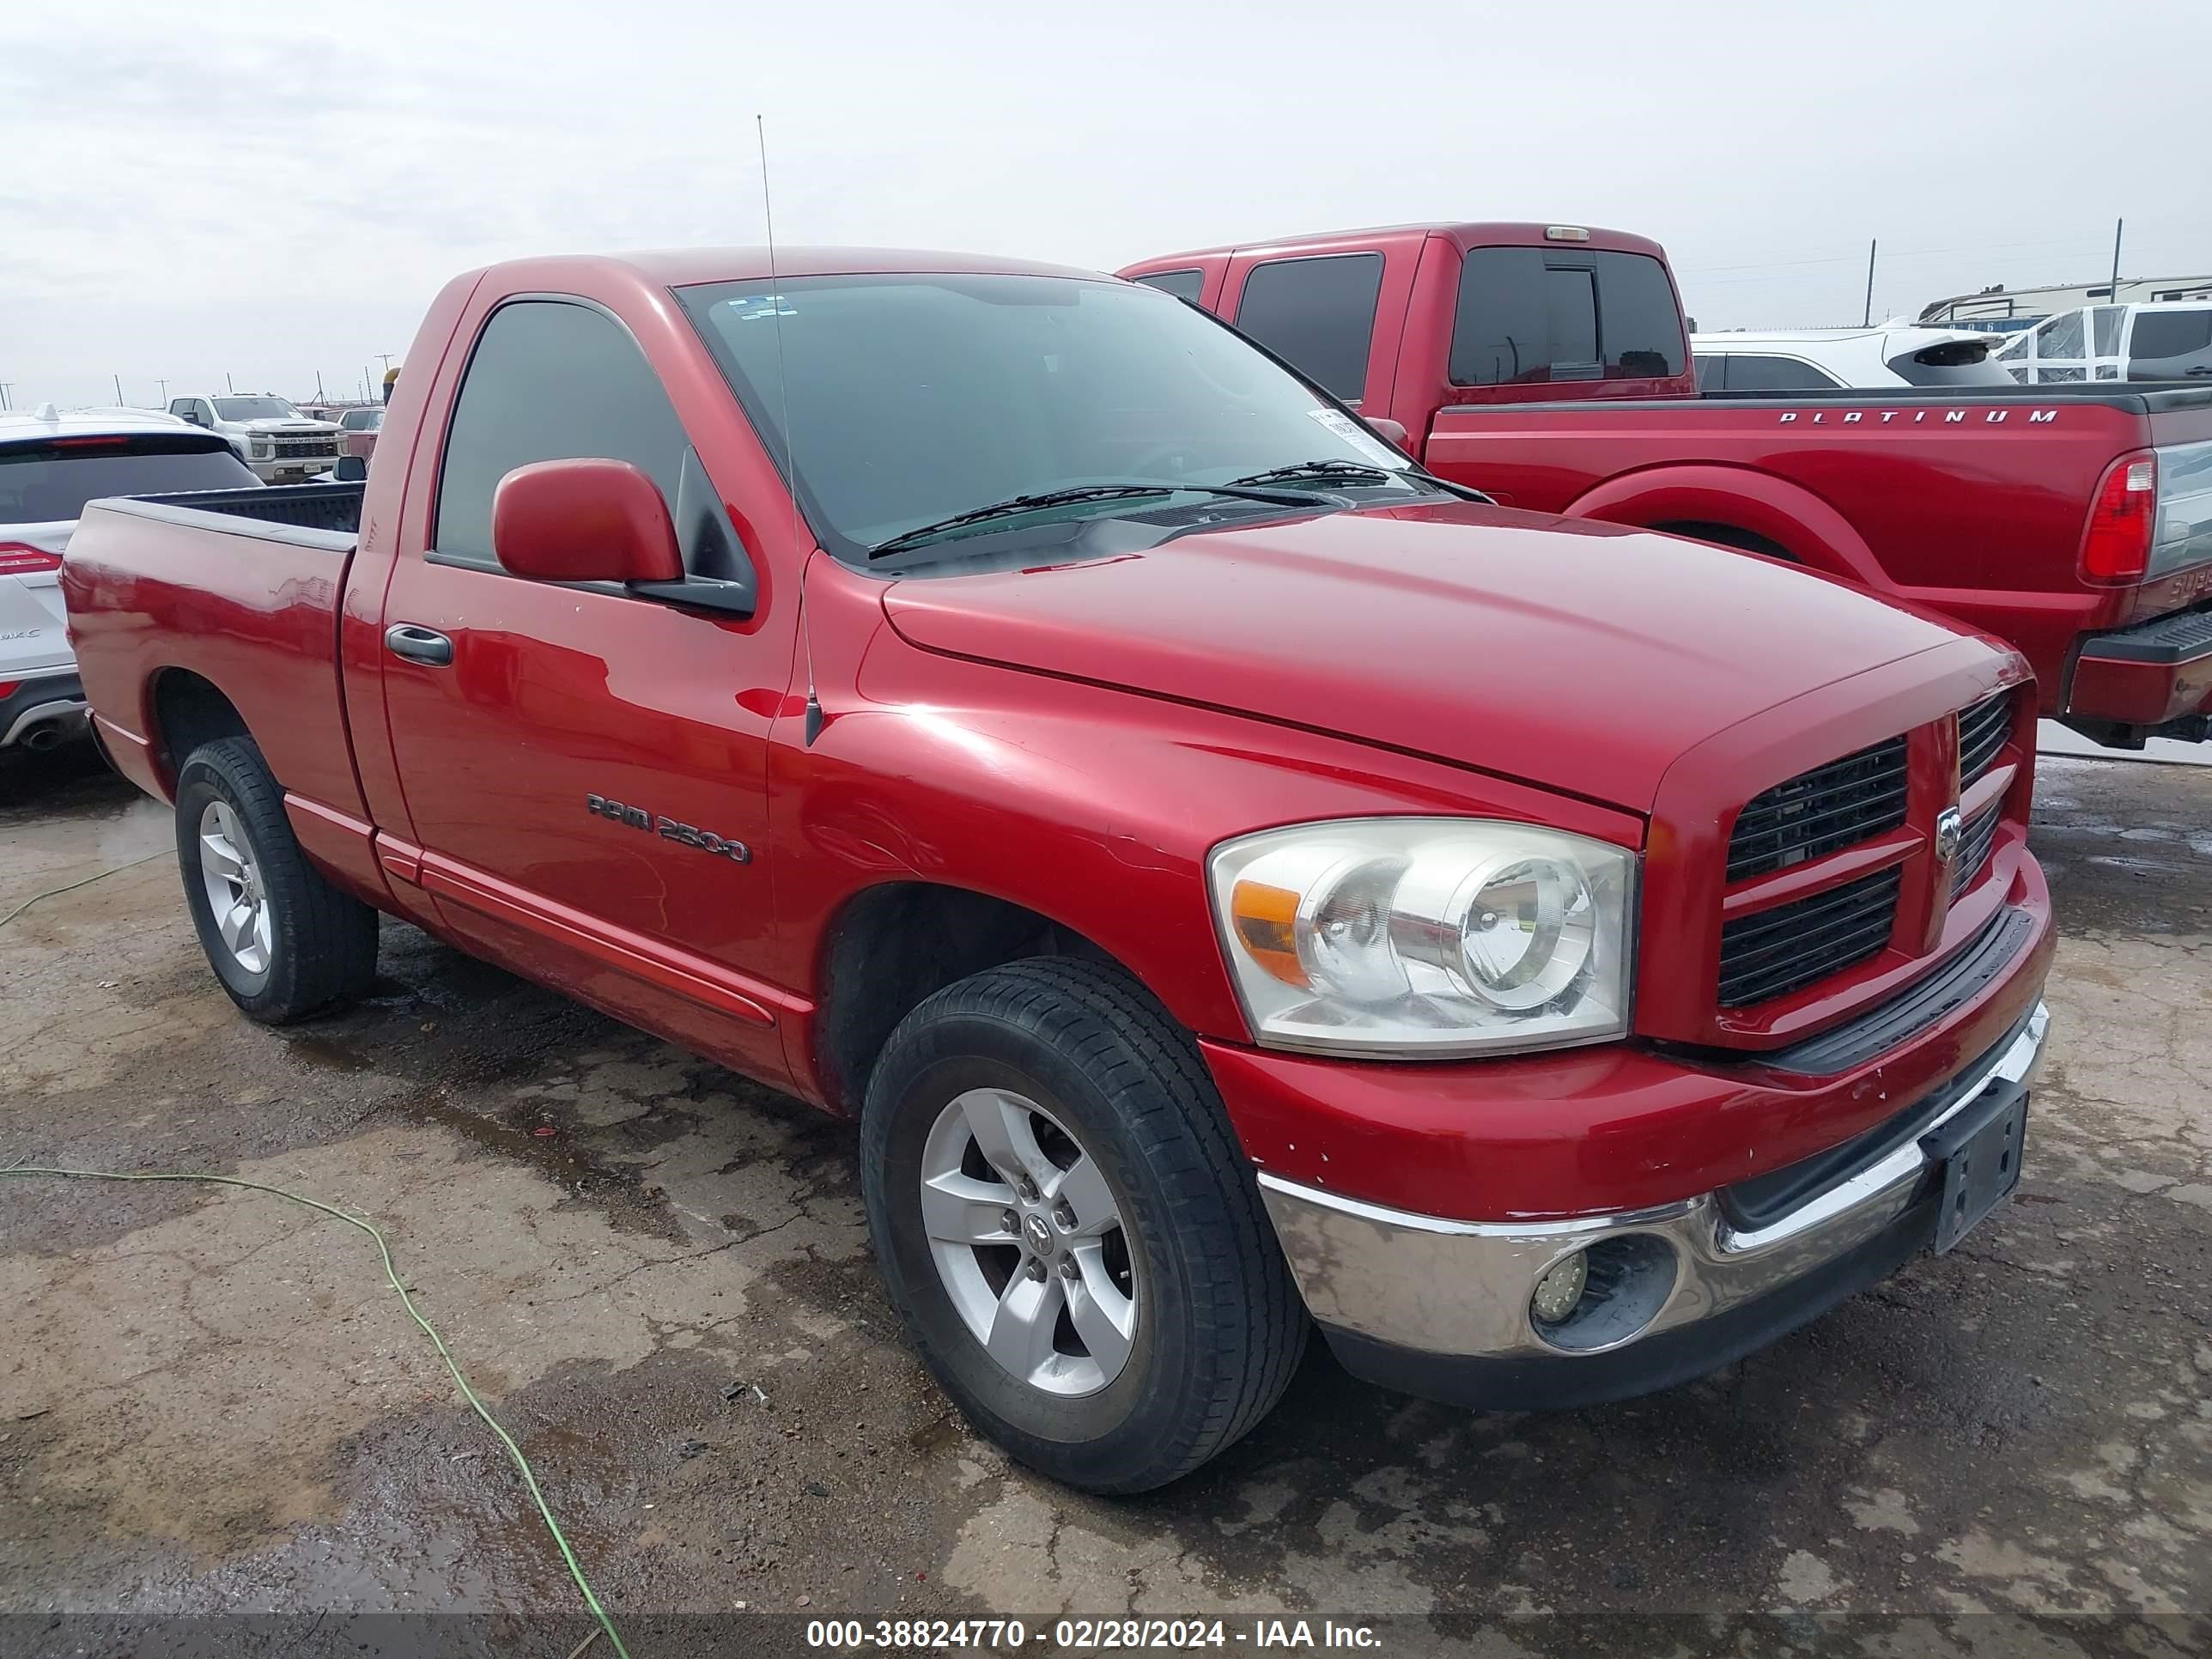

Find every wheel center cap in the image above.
[1023,1212,1055,1256]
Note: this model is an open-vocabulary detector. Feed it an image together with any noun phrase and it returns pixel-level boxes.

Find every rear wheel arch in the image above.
[149,668,251,792]
[1562,465,1888,589]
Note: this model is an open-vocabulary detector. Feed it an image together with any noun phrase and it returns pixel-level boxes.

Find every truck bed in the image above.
[1480,384,2212,416]
[62,483,370,822]
[116,481,365,544]
[1423,381,2212,711]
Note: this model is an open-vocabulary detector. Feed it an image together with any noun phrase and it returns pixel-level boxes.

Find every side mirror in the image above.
[1364,416,1409,448]
[184,409,207,426]
[332,455,368,483]
[492,459,684,585]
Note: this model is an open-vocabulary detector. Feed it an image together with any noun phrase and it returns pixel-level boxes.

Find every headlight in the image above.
[249,439,272,458]
[1208,818,1636,1058]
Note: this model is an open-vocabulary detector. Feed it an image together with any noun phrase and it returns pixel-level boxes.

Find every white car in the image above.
[1991,301,2212,385]
[1691,325,2014,392]
[0,405,258,753]
[166,392,343,483]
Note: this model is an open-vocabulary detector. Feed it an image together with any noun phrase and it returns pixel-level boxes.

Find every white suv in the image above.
[167,392,343,483]
[1691,325,2014,392]
[0,406,257,753]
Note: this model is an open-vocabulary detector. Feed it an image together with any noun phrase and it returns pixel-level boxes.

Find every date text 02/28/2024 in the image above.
[804,1619,1383,1650]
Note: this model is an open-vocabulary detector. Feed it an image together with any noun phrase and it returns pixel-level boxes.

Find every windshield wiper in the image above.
[1231,457,1497,506]
[1226,459,1397,489]
[866,480,1321,559]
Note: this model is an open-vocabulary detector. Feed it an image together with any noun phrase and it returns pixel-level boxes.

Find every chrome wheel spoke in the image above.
[199,832,245,884]
[960,1088,1059,1194]
[1050,1155,1118,1236]
[984,1267,1066,1382]
[920,1171,1018,1246]
[1065,1248,1136,1376]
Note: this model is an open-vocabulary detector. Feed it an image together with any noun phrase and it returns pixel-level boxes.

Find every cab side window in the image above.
[434,300,690,568]
[1135,268,1205,303]
[1231,253,1385,402]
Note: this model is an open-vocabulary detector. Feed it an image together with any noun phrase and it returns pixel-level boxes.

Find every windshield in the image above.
[340,409,383,430]
[213,397,300,421]
[680,272,1425,564]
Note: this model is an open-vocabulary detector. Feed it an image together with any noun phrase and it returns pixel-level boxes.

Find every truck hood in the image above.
[233,418,340,434]
[880,502,1971,812]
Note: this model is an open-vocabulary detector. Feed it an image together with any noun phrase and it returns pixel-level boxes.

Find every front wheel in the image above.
[174,736,379,1022]
[860,957,1306,1492]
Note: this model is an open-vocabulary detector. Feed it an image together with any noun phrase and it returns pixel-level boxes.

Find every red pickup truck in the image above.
[65,246,2051,1492]
[1123,223,2212,750]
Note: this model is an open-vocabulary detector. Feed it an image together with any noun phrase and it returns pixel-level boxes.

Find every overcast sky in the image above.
[4,0,2207,410]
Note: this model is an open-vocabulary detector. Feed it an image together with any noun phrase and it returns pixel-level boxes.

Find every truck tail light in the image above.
[2077,452,2157,585]
[0,542,64,574]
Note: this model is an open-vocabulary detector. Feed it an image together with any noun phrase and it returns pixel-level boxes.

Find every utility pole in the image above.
[156,378,168,404]
[315,369,325,401]
[2109,217,2124,301]
[0,382,13,411]
[1863,238,1878,328]
[113,374,125,405]
[226,371,235,394]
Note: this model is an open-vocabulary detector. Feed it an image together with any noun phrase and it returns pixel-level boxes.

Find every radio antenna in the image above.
[758,112,823,746]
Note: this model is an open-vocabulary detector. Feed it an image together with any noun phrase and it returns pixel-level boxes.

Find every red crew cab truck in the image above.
[65,246,2051,1492]
[1123,223,2212,750]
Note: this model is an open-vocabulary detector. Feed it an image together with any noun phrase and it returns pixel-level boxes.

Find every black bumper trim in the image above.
[1319,1191,1938,1413]
[1760,905,2033,1077]
[2075,605,2212,665]
[1717,1006,2033,1231]
[0,670,85,722]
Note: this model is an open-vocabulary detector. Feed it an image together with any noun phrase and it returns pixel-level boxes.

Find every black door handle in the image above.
[385,623,453,666]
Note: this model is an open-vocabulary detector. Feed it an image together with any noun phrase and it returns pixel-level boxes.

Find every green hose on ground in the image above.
[0,1161,629,1659]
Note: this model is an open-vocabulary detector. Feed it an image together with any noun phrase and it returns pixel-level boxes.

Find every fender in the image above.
[763,559,1646,1109]
[1562,463,1893,594]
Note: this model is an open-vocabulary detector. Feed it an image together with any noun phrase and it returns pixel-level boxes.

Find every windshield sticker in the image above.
[726,295,798,320]
[1308,407,1410,469]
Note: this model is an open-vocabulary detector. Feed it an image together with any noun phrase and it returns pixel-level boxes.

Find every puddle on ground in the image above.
[388,1084,690,1244]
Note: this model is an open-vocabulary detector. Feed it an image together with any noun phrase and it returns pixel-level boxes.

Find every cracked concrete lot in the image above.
[3,744,2208,1651]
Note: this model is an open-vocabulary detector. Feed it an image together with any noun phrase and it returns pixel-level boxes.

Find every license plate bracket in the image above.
[1921,1079,2029,1255]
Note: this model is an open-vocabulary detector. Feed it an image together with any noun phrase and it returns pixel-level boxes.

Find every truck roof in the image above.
[1124,222,1672,266]
[498,246,1109,289]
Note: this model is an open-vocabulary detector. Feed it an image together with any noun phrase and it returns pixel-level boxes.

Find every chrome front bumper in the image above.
[1257,1002,2048,1371]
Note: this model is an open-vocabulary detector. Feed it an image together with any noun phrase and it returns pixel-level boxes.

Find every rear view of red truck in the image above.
[1124,223,2212,749]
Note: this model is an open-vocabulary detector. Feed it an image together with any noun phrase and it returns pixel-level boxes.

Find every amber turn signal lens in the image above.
[1230,878,1308,987]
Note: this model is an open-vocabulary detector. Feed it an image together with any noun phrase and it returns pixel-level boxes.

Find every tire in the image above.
[173,736,379,1023]
[860,957,1306,1492]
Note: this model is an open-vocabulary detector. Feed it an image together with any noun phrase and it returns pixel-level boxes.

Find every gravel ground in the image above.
[2,742,2207,1657]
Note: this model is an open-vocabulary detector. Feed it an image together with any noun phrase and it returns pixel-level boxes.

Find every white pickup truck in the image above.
[167,393,343,483]
[1995,301,2212,385]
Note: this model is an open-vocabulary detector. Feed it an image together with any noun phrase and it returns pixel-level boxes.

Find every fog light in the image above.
[1531,1249,1589,1324]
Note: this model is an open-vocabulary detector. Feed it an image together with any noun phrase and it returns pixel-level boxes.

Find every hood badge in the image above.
[1933,805,1965,866]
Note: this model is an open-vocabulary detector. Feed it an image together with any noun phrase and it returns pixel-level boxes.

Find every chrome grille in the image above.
[1726,735,1909,883]
[273,437,338,459]
[1958,690,2012,787]
[1952,802,2002,897]
[1717,866,1901,1008]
